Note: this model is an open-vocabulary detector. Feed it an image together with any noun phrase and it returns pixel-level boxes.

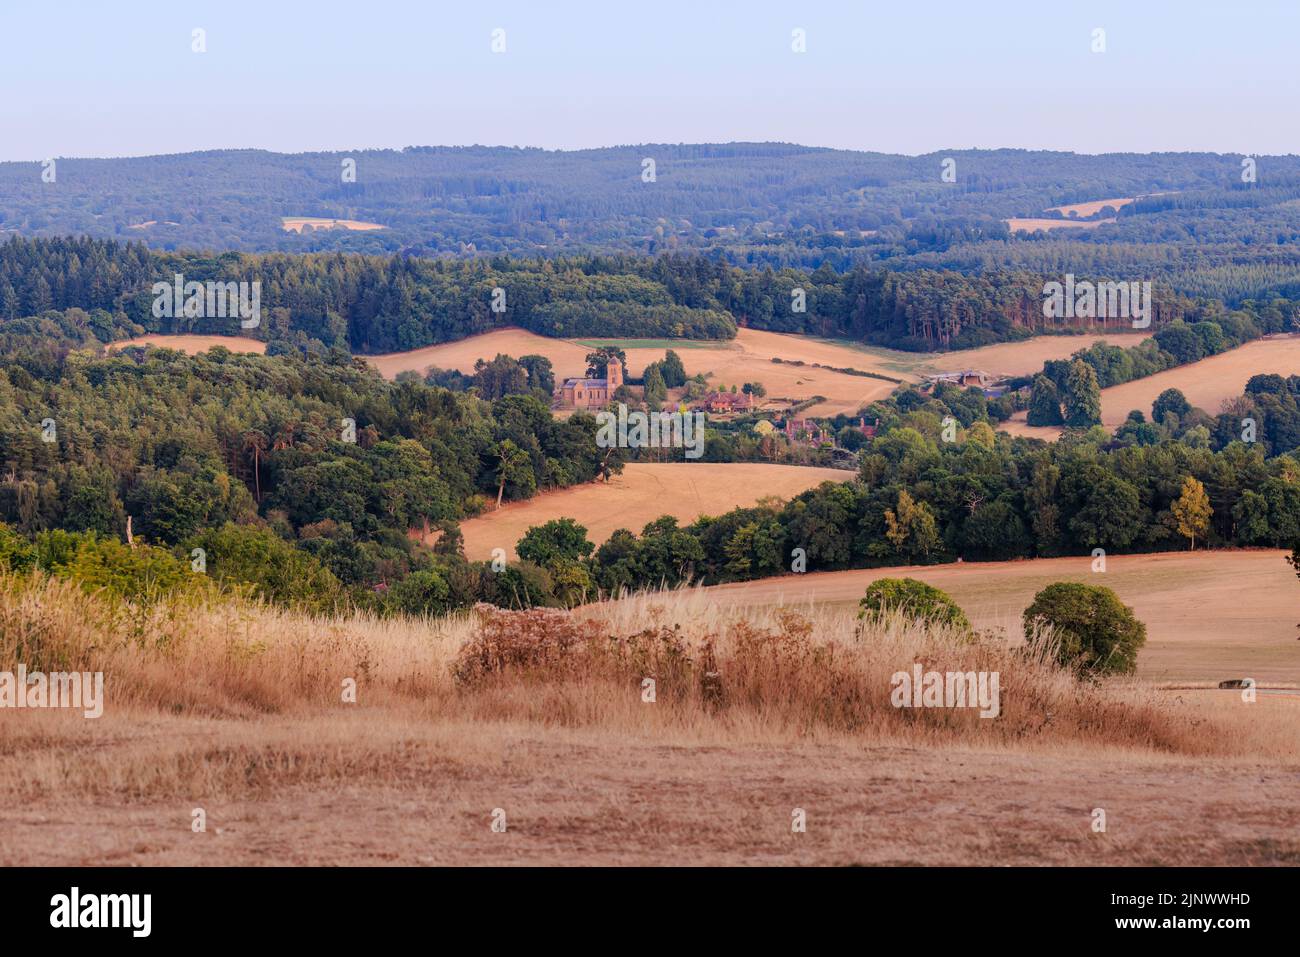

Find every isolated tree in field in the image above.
[1027,375,1065,426]
[1152,387,1191,425]
[1022,582,1147,675]
[1171,475,1212,550]
[1063,359,1102,428]
[516,518,594,567]
[494,439,532,509]
[858,577,970,631]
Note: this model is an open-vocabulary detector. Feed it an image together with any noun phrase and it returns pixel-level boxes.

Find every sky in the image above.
[1,0,1296,161]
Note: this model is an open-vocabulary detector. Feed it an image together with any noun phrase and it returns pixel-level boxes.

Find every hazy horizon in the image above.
[2,0,1297,162]
[2,142,1296,164]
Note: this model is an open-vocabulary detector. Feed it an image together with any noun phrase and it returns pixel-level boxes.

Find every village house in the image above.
[558,357,623,409]
[693,389,754,414]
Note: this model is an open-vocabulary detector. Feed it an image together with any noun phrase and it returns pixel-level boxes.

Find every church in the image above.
[558,357,623,409]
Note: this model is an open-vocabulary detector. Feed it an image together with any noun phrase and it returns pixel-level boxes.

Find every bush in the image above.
[1022,582,1147,675]
[858,577,970,630]
[40,532,199,604]
[516,518,594,567]
[387,569,452,616]
[184,523,342,610]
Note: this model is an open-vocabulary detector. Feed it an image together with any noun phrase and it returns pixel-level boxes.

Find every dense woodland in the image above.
[0,236,1237,352]
[7,145,1300,303]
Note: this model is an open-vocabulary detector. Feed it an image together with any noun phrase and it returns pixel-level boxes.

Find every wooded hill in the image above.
[6,145,1300,302]
[0,236,1252,353]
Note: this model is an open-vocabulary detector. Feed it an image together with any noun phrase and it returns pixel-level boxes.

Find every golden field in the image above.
[691,549,1300,685]
[1004,334,1300,439]
[452,462,847,560]
[281,216,386,233]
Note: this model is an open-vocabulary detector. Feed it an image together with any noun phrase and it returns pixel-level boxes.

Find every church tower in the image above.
[605,356,623,389]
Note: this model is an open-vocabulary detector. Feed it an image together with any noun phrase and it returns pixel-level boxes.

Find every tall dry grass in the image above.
[0,571,1290,765]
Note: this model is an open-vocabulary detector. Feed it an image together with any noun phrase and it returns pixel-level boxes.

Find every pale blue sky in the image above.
[0,0,1294,160]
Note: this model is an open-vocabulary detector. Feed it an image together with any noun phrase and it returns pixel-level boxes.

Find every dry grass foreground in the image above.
[0,573,1296,866]
[450,462,848,560]
[695,549,1300,684]
[1003,334,1300,439]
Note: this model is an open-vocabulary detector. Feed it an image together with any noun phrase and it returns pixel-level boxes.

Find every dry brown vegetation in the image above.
[1,572,1296,865]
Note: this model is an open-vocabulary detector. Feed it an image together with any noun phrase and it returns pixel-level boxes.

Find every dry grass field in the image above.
[1003,334,1300,439]
[105,334,266,355]
[1005,217,1115,233]
[366,328,594,380]
[281,216,386,233]
[1044,197,1138,218]
[0,578,1295,866]
[692,549,1300,685]
[449,462,848,559]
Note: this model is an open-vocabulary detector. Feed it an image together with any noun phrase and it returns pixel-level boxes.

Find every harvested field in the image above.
[1006,217,1115,233]
[449,462,848,559]
[688,549,1300,684]
[281,216,386,232]
[1045,197,1138,217]
[1003,334,1300,438]
[105,334,266,355]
